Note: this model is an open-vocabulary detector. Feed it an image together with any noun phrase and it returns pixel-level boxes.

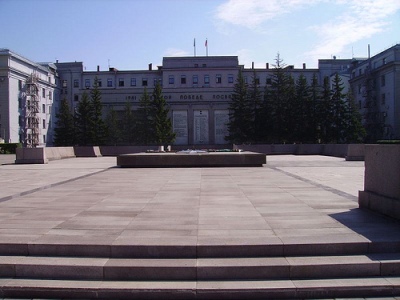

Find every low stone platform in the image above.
[117,151,266,168]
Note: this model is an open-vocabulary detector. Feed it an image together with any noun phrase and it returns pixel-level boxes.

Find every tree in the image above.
[319,76,334,143]
[136,87,154,145]
[343,90,366,143]
[294,74,313,142]
[75,92,92,146]
[90,77,107,145]
[267,54,294,143]
[248,70,262,142]
[226,68,253,144]
[152,82,175,145]
[105,107,122,145]
[330,73,348,142]
[121,101,136,145]
[53,98,75,146]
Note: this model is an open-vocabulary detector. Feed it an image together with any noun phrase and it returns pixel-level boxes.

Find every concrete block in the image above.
[346,144,365,161]
[15,147,48,164]
[74,146,102,157]
[117,152,266,168]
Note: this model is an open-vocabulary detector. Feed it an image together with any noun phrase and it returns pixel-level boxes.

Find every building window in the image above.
[74,94,79,101]
[43,119,46,129]
[381,93,386,105]
[42,104,45,113]
[194,63,199,68]
[97,79,102,87]
[43,135,46,144]
[142,78,148,86]
[266,78,272,85]
[228,74,234,83]
[107,78,113,87]
[49,91,52,100]
[18,80,22,91]
[358,84,362,94]
[381,74,385,87]
[359,69,362,76]
[204,75,210,85]
[131,78,136,86]
[18,98,22,109]
[154,78,158,86]
[202,64,206,68]
[383,57,386,65]
[119,78,124,87]
[181,75,186,84]
[74,79,79,88]
[244,76,248,84]
[193,75,198,85]
[62,80,67,88]
[169,75,174,84]
[85,79,90,88]
[42,88,46,98]
[216,74,222,84]
[255,77,260,85]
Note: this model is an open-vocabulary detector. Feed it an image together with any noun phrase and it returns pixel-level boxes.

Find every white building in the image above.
[0,49,57,146]
[1,45,398,146]
[349,44,400,141]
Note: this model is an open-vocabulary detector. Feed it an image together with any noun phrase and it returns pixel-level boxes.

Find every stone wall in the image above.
[359,145,400,220]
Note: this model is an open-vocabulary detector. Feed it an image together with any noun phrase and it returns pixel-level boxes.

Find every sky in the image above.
[1,0,399,71]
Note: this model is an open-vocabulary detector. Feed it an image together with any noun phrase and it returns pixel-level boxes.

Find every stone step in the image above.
[1,240,399,258]
[0,277,399,299]
[1,253,400,281]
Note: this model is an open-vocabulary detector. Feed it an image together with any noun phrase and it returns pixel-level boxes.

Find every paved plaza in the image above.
[0,154,398,251]
[1,154,400,299]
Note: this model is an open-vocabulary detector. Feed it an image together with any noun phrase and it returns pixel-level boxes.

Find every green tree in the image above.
[268,54,294,143]
[330,73,348,142]
[226,68,253,144]
[152,82,175,145]
[136,87,154,145]
[294,74,313,142]
[248,70,262,142]
[121,101,136,145]
[105,107,122,145]
[90,77,107,145]
[319,76,334,143]
[53,98,75,146]
[75,92,92,146]
[343,90,366,143]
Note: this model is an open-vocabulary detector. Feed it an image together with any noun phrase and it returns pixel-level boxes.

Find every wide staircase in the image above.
[0,240,400,299]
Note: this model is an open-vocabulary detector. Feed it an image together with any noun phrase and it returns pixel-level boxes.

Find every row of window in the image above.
[77,74,239,89]
[168,74,235,85]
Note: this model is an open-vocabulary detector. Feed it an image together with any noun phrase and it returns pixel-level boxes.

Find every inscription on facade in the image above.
[214,110,229,144]
[194,110,209,144]
[173,110,188,145]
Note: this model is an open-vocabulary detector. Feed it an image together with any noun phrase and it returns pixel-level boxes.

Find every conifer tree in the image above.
[105,107,122,145]
[343,90,366,143]
[136,87,154,145]
[294,74,312,142]
[121,101,136,145]
[330,73,348,142]
[90,77,107,145]
[53,98,75,146]
[152,82,175,145]
[75,92,93,146]
[226,68,253,144]
[248,70,262,142]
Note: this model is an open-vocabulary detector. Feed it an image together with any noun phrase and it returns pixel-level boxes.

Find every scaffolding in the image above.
[24,73,40,148]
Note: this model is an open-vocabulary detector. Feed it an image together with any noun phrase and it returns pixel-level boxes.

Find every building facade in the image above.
[1,45,399,146]
[349,44,400,141]
[0,49,57,146]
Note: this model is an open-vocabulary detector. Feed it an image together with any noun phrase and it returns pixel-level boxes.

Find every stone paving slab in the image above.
[0,155,399,256]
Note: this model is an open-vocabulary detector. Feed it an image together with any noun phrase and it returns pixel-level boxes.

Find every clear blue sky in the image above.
[1,0,399,71]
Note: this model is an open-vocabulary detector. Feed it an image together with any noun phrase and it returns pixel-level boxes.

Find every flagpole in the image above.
[205,38,208,57]
[194,38,196,57]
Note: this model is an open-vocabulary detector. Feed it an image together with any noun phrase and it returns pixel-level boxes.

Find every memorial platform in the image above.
[1,155,400,299]
[117,151,266,168]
